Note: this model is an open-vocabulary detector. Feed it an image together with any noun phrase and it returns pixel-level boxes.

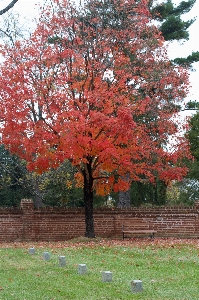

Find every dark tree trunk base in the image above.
[85,232,95,238]
[83,163,95,238]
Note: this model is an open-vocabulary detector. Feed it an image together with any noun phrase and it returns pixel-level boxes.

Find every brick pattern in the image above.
[0,208,23,241]
[0,199,199,241]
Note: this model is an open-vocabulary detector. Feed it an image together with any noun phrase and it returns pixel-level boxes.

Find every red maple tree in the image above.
[0,0,190,237]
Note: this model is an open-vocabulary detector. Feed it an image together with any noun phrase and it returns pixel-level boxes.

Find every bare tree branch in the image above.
[0,27,14,44]
[0,0,18,15]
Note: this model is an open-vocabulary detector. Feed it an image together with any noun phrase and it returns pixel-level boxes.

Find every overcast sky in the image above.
[0,0,198,103]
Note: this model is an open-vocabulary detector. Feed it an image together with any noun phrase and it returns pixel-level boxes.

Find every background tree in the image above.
[151,0,199,67]
[185,100,199,110]
[0,0,190,237]
[0,144,32,206]
[118,0,197,207]
[166,178,199,206]
[186,112,199,161]
[151,0,196,41]
[39,161,84,207]
[0,8,47,207]
[0,143,87,208]
[185,111,199,183]
[170,109,199,205]
[0,9,32,46]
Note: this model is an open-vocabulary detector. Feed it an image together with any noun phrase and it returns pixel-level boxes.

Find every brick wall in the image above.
[0,199,199,242]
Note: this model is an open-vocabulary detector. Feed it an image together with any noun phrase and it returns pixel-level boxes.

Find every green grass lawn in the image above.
[0,238,198,300]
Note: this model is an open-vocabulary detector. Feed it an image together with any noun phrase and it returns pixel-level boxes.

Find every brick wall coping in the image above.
[0,207,22,212]
[0,205,198,213]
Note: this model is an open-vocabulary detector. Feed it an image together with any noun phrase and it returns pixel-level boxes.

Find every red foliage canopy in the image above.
[0,0,190,194]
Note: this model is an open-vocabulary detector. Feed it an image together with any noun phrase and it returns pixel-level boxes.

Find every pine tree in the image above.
[151,0,199,67]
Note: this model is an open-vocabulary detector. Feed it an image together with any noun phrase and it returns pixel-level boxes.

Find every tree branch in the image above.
[0,28,14,45]
[0,0,18,15]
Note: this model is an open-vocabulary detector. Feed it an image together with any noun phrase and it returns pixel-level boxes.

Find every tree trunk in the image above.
[32,176,44,208]
[117,189,131,208]
[117,173,131,208]
[83,164,95,238]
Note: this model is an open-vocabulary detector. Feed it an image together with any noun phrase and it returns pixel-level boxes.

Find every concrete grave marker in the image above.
[131,280,143,293]
[102,271,112,282]
[78,264,87,274]
[43,252,50,261]
[58,255,66,267]
[29,247,35,255]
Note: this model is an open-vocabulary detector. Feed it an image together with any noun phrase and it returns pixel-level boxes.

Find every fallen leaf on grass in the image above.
[1,238,199,250]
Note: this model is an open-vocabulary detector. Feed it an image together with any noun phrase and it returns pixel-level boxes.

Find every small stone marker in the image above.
[131,280,143,293]
[102,271,112,282]
[29,247,35,255]
[43,252,50,261]
[78,264,87,274]
[58,255,66,267]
